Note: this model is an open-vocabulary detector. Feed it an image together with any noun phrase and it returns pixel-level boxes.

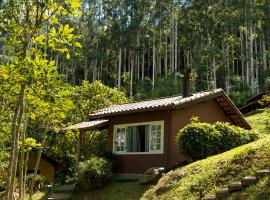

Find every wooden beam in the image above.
[76,132,82,167]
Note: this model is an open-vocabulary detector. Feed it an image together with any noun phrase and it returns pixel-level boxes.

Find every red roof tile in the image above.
[89,89,224,118]
[63,119,109,131]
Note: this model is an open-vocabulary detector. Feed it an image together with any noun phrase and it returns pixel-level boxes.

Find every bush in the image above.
[214,122,259,152]
[176,122,222,160]
[176,120,260,161]
[77,156,112,191]
[26,174,47,192]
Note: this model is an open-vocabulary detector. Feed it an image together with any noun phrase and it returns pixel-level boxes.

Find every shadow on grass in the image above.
[71,180,149,200]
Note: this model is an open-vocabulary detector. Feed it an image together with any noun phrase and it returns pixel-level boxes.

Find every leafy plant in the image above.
[176,120,259,160]
[77,157,112,191]
[214,122,259,152]
[176,122,222,160]
[26,174,47,192]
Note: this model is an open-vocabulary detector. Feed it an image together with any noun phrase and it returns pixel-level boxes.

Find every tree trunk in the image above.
[5,84,25,200]
[165,35,168,77]
[118,48,122,89]
[152,36,156,91]
[141,53,144,80]
[84,57,88,81]
[130,51,134,97]
[174,14,178,81]
[213,58,217,89]
[19,115,27,199]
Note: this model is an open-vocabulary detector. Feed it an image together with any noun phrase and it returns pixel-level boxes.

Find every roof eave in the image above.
[219,90,251,130]
[89,104,175,120]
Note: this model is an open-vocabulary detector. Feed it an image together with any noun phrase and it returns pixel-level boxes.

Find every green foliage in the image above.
[230,90,254,107]
[134,73,183,100]
[26,174,47,192]
[214,122,259,152]
[176,122,221,160]
[71,81,128,121]
[77,157,112,191]
[176,120,259,160]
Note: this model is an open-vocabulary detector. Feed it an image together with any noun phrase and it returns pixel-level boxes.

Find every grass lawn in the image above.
[245,109,270,135]
[26,191,46,200]
[71,181,149,200]
[142,137,270,199]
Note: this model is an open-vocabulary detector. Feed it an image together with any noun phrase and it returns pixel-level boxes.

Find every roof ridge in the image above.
[108,88,223,107]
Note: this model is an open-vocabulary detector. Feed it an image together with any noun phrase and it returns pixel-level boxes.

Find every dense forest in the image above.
[1,0,270,199]
[44,0,270,105]
[1,1,270,105]
[2,0,270,105]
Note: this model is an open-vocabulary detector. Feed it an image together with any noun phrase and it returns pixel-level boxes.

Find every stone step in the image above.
[255,169,270,178]
[52,184,75,193]
[47,193,72,200]
[215,187,229,199]
[228,181,243,192]
[205,195,216,200]
[241,176,257,186]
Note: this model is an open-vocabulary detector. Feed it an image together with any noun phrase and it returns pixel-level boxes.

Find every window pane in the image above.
[150,124,162,151]
[156,131,161,137]
[126,125,149,152]
[115,128,126,152]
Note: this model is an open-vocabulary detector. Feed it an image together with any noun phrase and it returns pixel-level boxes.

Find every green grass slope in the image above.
[142,137,270,200]
[245,109,270,135]
[142,110,270,200]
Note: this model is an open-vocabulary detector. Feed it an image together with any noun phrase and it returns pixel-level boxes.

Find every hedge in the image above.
[176,121,259,161]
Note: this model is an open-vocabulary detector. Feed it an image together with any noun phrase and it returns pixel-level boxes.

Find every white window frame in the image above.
[113,121,164,155]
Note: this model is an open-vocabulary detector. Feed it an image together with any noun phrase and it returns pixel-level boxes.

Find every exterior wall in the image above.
[106,99,234,174]
[170,99,233,166]
[28,155,55,183]
[106,110,172,174]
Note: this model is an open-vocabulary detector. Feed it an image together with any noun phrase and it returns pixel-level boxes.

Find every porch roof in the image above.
[63,119,109,132]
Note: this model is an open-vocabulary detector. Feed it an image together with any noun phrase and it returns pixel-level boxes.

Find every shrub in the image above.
[26,174,47,192]
[214,122,259,152]
[176,122,222,160]
[77,156,112,191]
[176,120,260,161]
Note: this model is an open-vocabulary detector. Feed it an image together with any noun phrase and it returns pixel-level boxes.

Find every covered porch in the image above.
[63,119,109,166]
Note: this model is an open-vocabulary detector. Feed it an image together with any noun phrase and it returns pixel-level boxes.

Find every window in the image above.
[113,121,164,154]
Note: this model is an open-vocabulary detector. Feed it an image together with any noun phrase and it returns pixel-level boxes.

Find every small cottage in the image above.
[66,89,250,176]
[28,153,59,183]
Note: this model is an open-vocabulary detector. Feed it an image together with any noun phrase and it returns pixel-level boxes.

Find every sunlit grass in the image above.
[142,137,270,199]
[245,109,270,135]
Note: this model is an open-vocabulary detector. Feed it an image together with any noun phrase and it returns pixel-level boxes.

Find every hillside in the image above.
[245,109,270,135]
[142,136,270,199]
[142,111,270,200]
[142,110,270,200]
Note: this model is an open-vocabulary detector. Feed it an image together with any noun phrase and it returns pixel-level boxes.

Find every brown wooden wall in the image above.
[106,99,234,174]
[28,155,55,183]
[106,110,172,174]
[170,99,233,167]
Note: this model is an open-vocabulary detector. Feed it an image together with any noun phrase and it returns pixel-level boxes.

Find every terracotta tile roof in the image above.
[89,89,224,118]
[63,119,109,131]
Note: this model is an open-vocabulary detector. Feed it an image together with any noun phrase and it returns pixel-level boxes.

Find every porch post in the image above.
[76,131,82,167]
